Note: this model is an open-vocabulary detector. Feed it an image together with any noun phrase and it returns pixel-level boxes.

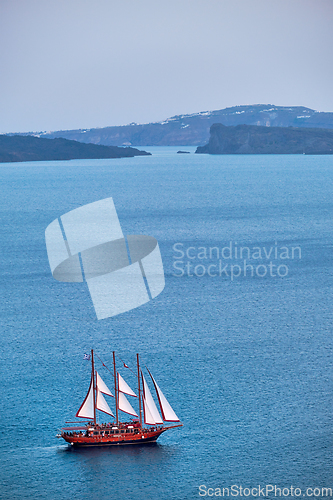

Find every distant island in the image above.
[195,124,333,155]
[34,104,333,147]
[0,135,150,163]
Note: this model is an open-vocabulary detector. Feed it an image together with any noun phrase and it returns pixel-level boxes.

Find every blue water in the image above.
[1,148,333,499]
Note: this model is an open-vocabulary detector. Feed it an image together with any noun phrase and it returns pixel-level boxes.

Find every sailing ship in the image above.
[57,350,182,446]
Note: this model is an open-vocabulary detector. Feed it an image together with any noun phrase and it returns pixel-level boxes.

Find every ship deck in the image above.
[58,421,182,447]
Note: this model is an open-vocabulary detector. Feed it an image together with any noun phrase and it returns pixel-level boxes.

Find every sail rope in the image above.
[94,353,115,379]
[94,352,136,377]
[116,354,136,375]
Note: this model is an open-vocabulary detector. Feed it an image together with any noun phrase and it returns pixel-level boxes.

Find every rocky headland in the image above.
[195,124,333,155]
[0,135,150,163]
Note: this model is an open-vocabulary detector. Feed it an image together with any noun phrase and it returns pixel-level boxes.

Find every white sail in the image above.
[96,371,113,397]
[118,392,138,417]
[141,373,163,424]
[118,373,137,397]
[142,396,156,425]
[76,373,94,419]
[96,388,114,416]
[148,370,180,422]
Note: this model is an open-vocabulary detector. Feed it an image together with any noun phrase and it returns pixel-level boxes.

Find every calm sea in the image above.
[0,148,333,499]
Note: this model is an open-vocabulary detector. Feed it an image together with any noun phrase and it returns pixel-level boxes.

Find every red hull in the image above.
[59,422,182,447]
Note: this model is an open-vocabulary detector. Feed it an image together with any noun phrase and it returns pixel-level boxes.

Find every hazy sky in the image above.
[1,0,333,133]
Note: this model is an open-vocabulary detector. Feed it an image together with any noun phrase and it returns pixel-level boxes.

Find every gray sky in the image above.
[1,0,333,133]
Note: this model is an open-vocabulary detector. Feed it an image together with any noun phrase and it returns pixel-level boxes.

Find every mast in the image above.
[137,353,142,427]
[113,351,119,425]
[91,349,96,425]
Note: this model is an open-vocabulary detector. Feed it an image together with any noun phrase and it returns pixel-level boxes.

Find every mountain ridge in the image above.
[32,104,333,147]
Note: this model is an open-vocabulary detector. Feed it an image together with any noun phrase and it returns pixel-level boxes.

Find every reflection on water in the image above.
[61,441,179,463]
